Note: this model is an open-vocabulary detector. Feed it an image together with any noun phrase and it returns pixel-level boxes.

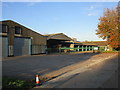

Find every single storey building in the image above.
[73,41,109,52]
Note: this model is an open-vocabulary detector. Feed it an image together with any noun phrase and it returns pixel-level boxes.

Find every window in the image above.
[0,24,8,33]
[15,26,22,34]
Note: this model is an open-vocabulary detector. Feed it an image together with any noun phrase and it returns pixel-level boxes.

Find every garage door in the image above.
[14,37,31,56]
[0,37,8,58]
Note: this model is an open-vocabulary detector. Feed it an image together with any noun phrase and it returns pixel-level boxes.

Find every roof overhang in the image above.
[74,41,108,46]
[44,33,73,41]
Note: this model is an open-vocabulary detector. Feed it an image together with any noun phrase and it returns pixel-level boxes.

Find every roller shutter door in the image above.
[0,37,8,58]
[14,37,31,56]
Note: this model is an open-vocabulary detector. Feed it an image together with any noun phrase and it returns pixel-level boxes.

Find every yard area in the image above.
[3,52,118,79]
[3,52,98,79]
[2,51,118,88]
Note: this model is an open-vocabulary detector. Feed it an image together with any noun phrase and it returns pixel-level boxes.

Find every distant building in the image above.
[44,33,73,53]
[74,41,109,52]
[0,20,47,58]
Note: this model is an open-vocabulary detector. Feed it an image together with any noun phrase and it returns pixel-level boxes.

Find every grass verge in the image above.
[102,51,120,53]
[2,76,48,89]
[2,77,36,89]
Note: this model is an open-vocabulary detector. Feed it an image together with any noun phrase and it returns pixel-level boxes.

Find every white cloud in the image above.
[86,3,104,11]
[27,2,36,6]
[87,5,95,10]
[90,5,94,9]
[87,11,99,16]
[85,4,102,16]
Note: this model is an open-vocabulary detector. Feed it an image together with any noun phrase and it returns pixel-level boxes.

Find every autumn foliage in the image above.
[96,6,120,50]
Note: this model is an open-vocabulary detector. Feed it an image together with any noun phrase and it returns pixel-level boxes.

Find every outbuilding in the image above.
[74,41,108,52]
[44,33,73,53]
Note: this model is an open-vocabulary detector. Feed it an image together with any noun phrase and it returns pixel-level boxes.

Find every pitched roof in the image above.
[0,20,44,37]
[44,33,72,41]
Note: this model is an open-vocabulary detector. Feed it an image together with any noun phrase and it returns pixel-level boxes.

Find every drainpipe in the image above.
[8,26,14,57]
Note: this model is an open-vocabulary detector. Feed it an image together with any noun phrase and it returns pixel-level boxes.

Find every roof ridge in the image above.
[44,33,63,36]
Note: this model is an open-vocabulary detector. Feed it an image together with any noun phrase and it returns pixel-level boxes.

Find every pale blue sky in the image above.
[2,2,118,41]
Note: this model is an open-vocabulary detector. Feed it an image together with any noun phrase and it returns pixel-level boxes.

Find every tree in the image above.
[96,6,120,50]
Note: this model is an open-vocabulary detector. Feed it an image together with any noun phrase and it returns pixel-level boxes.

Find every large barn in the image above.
[0,20,47,58]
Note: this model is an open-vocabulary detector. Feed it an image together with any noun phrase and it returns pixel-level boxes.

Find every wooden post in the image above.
[86,46,87,51]
[82,46,84,51]
[78,46,79,52]
[89,46,91,51]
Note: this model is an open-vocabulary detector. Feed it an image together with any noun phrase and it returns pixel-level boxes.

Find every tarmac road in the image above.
[2,52,98,79]
[42,54,118,88]
[2,51,118,89]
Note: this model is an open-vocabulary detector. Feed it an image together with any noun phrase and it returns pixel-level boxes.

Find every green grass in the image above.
[2,77,36,89]
[2,76,48,89]
[102,51,120,53]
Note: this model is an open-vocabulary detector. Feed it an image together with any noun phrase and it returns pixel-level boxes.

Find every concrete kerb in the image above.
[34,53,118,88]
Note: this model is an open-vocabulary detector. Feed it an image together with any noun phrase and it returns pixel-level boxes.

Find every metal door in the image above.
[14,37,31,56]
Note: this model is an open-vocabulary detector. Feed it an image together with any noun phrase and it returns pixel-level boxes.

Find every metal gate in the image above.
[14,37,31,56]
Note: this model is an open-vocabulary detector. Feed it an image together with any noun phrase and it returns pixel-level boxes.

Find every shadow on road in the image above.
[2,52,100,80]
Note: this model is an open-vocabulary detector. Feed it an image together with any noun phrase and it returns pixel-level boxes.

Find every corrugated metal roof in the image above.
[44,33,73,41]
[74,41,108,46]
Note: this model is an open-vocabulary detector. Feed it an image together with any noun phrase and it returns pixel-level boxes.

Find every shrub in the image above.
[2,77,35,89]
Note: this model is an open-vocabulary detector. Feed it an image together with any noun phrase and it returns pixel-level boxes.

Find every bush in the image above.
[2,77,35,89]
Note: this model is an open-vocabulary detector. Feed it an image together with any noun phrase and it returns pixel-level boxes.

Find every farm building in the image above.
[73,41,109,52]
[0,20,47,58]
[87,41,109,51]
[0,20,111,58]
[73,41,97,52]
[44,33,109,53]
[44,33,74,53]
[57,40,109,52]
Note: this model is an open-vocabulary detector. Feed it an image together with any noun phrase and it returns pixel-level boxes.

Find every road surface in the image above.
[3,52,98,79]
[39,53,118,88]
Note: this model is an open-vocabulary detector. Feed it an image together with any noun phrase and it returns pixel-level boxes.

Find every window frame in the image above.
[15,26,22,35]
[1,24,8,33]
